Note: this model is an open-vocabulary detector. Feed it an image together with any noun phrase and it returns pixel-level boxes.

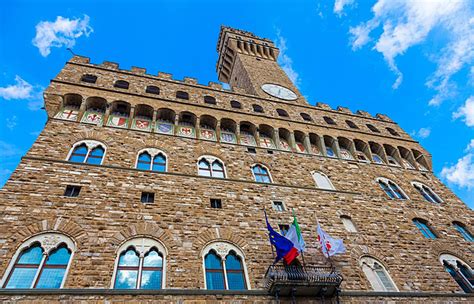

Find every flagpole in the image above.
[264,208,276,261]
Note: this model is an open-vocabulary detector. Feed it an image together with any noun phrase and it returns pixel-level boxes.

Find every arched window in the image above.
[114,80,129,89]
[341,215,357,232]
[386,127,400,136]
[276,109,289,117]
[252,104,264,113]
[81,74,97,84]
[176,91,189,100]
[413,218,437,239]
[323,116,336,125]
[145,86,160,94]
[339,148,354,160]
[360,256,398,291]
[372,154,384,164]
[204,96,217,105]
[252,164,272,183]
[230,100,241,109]
[198,156,226,178]
[377,178,407,200]
[202,242,249,290]
[67,140,106,165]
[112,238,166,289]
[386,156,400,166]
[412,182,442,204]
[300,113,312,121]
[453,222,473,242]
[346,120,358,129]
[312,171,335,190]
[136,149,167,172]
[367,124,380,133]
[1,233,75,289]
[440,254,473,293]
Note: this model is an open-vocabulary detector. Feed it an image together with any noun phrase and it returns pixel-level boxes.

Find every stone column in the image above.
[101,105,111,127]
[303,134,311,154]
[195,116,201,139]
[128,106,135,129]
[273,129,281,149]
[216,120,221,143]
[77,97,87,122]
[151,110,158,133]
[289,132,296,151]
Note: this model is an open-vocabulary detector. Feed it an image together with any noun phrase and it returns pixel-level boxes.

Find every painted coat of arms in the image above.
[279,140,291,151]
[200,129,216,141]
[107,116,128,128]
[56,108,79,121]
[220,132,236,144]
[132,119,151,131]
[156,122,174,135]
[296,142,306,153]
[240,133,256,146]
[259,136,275,148]
[81,111,103,125]
[178,125,195,138]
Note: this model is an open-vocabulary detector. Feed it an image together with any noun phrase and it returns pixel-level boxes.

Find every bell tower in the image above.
[216,26,307,105]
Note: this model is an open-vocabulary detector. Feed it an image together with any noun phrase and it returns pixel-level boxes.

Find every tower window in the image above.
[341,215,358,233]
[145,86,160,95]
[453,222,473,242]
[252,164,272,183]
[114,80,129,89]
[377,178,407,200]
[386,127,400,136]
[204,96,217,105]
[230,100,241,109]
[81,74,97,84]
[210,198,222,209]
[367,124,380,133]
[413,218,437,239]
[323,116,336,125]
[300,113,312,121]
[141,192,155,204]
[346,120,359,129]
[247,147,256,154]
[176,91,189,100]
[276,109,289,117]
[252,104,264,113]
[272,201,285,212]
[64,185,81,197]
[412,182,442,204]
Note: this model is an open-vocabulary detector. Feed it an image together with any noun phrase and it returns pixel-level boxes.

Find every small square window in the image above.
[141,192,155,204]
[267,150,274,154]
[210,198,222,209]
[272,201,285,212]
[64,185,81,197]
[247,147,256,154]
[279,224,290,236]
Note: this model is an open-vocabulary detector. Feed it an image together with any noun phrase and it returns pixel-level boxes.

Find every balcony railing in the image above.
[264,265,343,298]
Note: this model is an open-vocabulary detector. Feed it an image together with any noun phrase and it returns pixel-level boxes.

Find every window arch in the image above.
[176,91,189,100]
[452,222,473,242]
[230,100,241,109]
[136,148,167,172]
[323,116,336,125]
[114,80,129,89]
[112,238,166,289]
[413,218,437,239]
[145,86,160,95]
[360,256,398,291]
[204,96,217,105]
[440,254,473,293]
[300,113,312,121]
[202,242,249,290]
[1,233,75,289]
[276,109,289,117]
[367,124,380,133]
[386,127,400,136]
[341,215,357,232]
[376,178,408,200]
[198,156,226,178]
[251,164,272,183]
[346,120,359,129]
[312,171,335,190]
[252,104,264,113]
[67,140,106,165]
[412,182,442,204]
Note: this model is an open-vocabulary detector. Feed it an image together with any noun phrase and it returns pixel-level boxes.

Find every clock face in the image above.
[261,83,298,101]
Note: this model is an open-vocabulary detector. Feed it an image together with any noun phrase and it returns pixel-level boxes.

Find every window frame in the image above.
[114,80,130,89]
[81,74,97,84]
[66,140,106,165]
[145,86,160,95]
[111,238,167,289]
[312,171,336,190]
[360,256,398,292]
[376,178,408,200]
[201,242,250,290]
[0,233,75,289]
[230,100,242,109]
[452,222,473,242]
[272,201,285,212]
[340,215,358,233]
[197,156,227,178]
[135,148,168,172]
[413,218,437,239]
[176,91,189,100]
[64,185,81,197]
[412,181,443,204]
[251,164,272,183]
[439,254,473,293]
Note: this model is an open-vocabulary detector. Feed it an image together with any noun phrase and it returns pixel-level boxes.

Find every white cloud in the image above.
[0,76,33,100]
[412,127,431,139]
[32,15,93,57]
[275,31,300,87]
[346,0,473,103]
[6,116,17,130]
[453,96,474,127]
[441,140,474,189]
[0,141,20,158]
[334,0,355,16]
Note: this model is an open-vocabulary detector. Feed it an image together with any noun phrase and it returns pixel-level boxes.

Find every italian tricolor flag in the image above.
[285,209,306,254]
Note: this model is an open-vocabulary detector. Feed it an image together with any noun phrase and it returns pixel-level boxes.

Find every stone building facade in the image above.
[0,26,472,303]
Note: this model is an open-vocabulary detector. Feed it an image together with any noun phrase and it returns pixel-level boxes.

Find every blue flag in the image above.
[265,210,299,264]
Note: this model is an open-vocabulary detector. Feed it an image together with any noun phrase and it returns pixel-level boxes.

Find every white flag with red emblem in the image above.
[317,223,346,258]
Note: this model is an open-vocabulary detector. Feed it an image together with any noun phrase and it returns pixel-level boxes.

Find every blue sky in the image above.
[1,0,473,208]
